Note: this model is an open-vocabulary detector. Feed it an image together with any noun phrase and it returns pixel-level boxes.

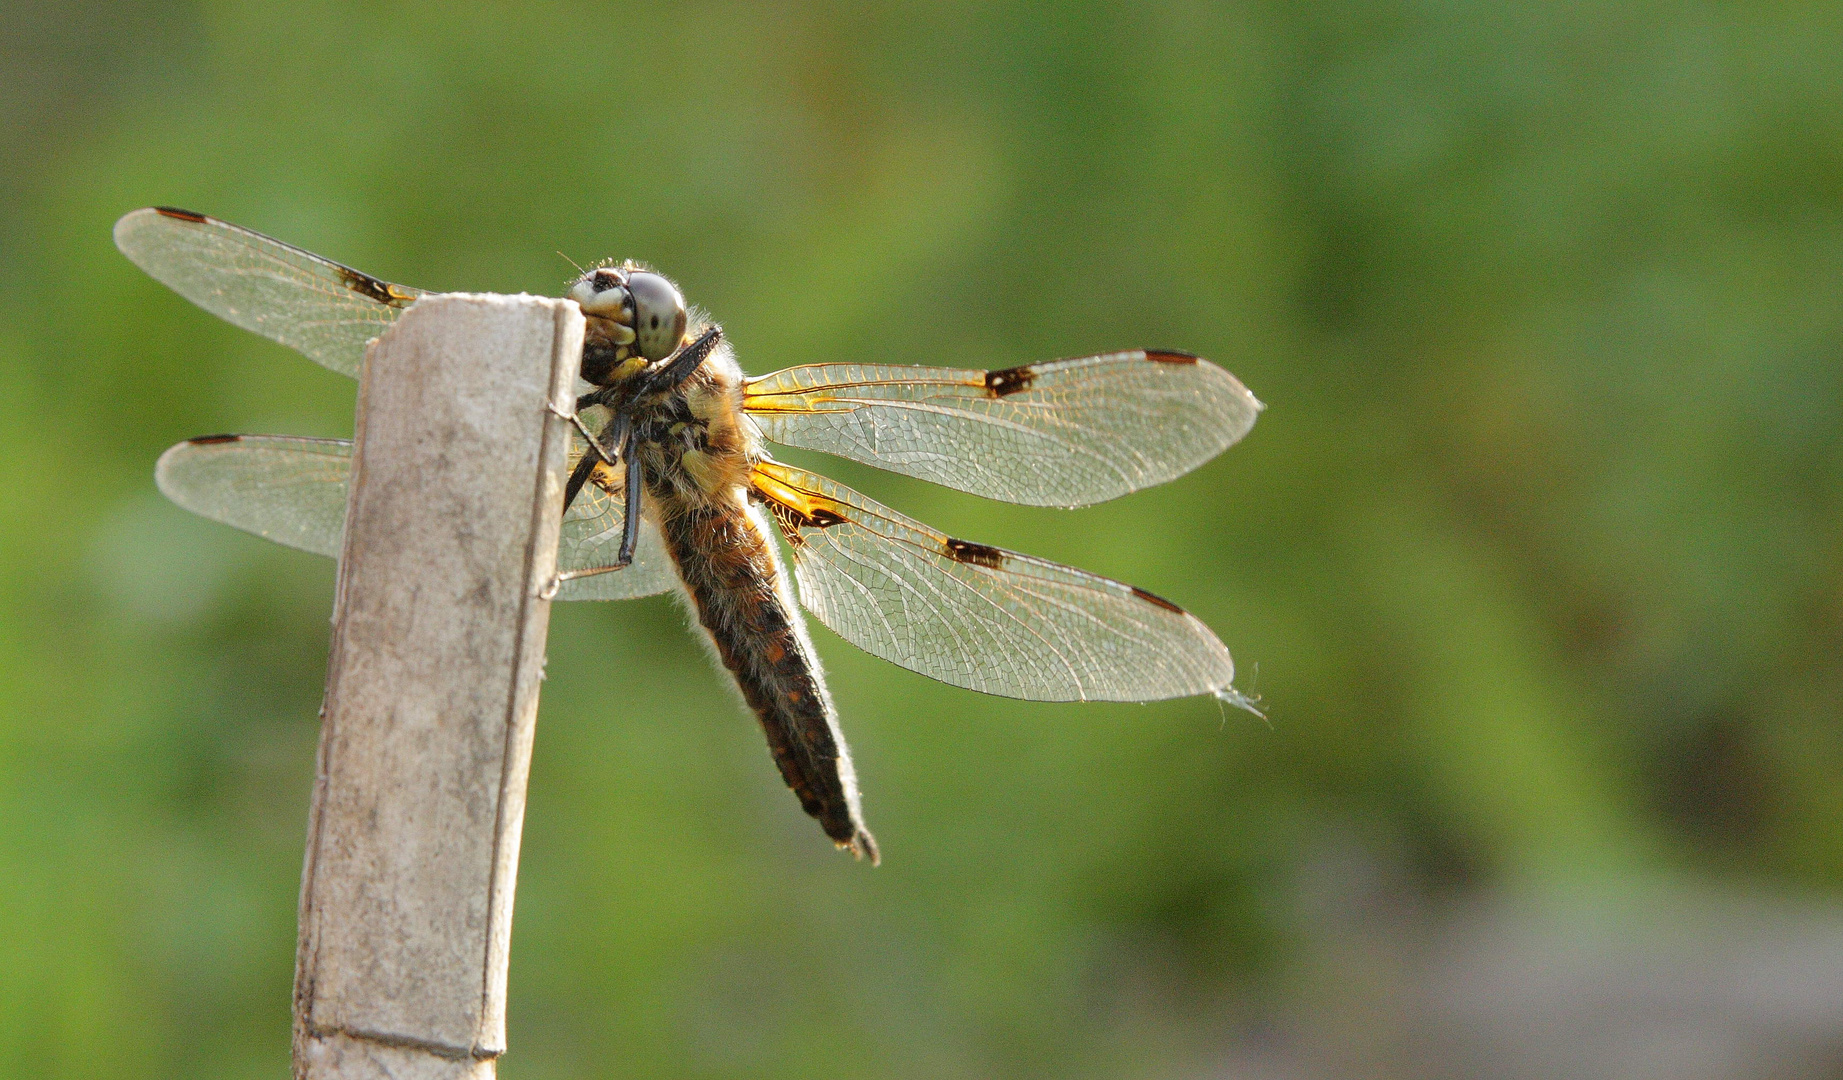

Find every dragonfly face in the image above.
[119,206,1265,864]
[567,262,689,374]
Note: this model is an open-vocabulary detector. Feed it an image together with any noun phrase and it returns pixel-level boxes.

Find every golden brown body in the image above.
[582,318,877,862]
[655,497,874,860]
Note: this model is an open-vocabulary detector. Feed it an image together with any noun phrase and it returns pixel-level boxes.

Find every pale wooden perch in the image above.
[292,295,584,1080]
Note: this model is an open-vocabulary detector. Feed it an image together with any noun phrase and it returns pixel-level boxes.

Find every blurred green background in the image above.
[4,1,1842,1077]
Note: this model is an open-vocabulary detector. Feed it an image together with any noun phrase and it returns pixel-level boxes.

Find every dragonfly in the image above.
[116,206,1263,864]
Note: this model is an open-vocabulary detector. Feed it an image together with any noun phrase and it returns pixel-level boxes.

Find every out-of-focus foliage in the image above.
[1,0,1839,1077]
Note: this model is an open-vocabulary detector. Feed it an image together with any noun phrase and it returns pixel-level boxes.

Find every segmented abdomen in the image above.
[655,496,877,863]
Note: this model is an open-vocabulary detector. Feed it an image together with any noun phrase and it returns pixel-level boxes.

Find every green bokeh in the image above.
[2,1,1840,1076]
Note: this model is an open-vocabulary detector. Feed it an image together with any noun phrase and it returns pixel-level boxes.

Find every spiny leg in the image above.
[635,325,723,397]
[549,399,616,470]
[618,448,644,567]
[662,325,722,388]
[547,422,644,594]
[563,413,631,513]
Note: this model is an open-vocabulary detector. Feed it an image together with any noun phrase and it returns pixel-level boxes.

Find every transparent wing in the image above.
[154,434,677,601]
[752,460,1235,702]
[743,351,1261,507]
[156,434,353,554]
[115,208,425,378]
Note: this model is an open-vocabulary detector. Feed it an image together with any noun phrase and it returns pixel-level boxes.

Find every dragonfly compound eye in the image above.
[625,271,688,361]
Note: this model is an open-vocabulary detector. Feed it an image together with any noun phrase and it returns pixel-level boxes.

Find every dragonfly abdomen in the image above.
[657,496,878,863]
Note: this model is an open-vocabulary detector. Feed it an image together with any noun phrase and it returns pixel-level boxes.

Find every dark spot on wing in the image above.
[1130,585,1185,614]
[187,434,242,445]
[336,266,402,306]
[154,207,209,223]
[946,539,1006,568]
[985,365,1035,397]
[1144,350,1200,365]
[761,495,848,540]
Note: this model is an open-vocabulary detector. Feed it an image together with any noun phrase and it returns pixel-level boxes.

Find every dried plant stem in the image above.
[292,295,582,1080]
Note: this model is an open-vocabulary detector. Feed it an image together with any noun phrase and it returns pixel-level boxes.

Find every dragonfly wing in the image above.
[155,435,353,555]
[743,351,1261,507]
[154,433,677,601]
[115,208,424,379]
[751,460,1235,702]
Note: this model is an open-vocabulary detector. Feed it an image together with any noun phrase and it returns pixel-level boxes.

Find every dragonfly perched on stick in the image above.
[117,207,1263,863]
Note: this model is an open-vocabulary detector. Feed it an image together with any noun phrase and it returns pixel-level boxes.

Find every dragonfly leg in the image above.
[549,559,631,585]
[618,448,644,566]
[560,446,644,575]
[562,414,631,513]
[545,422,642,597]
[544,464,641,597]
[562,453,599,514]
[548,400,615,467]
[636,325,723,395]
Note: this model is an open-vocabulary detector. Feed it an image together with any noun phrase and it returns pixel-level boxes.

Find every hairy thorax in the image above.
[584,323,761,518]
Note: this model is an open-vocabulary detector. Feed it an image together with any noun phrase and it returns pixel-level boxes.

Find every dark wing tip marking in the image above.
[946,538,1006,569]
[153,206,210,222]
[1130,585,1186,614]
[1144,350,1202,365]
[984,365,1036,397]
[186,433,242,445]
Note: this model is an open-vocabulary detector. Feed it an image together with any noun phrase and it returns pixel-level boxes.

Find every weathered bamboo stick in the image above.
[292,294,583,1080]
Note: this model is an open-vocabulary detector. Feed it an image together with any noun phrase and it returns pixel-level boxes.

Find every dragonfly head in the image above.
[568,263,688,363]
